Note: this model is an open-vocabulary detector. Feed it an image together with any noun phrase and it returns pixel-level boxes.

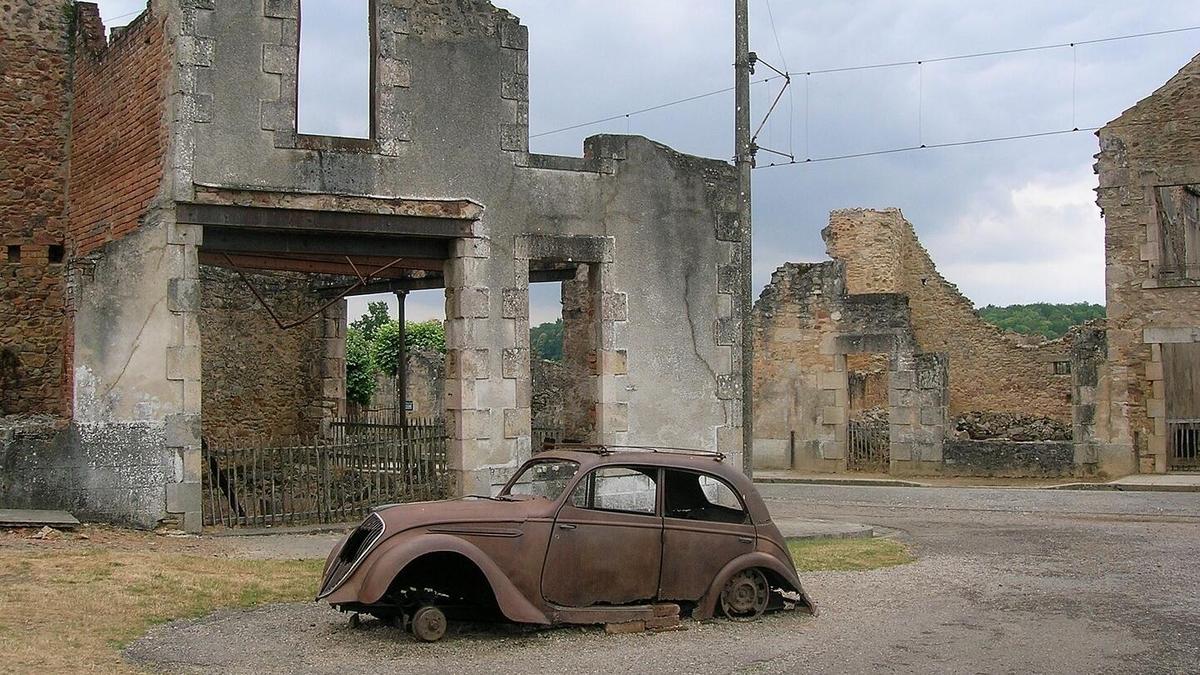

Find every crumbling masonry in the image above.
[753,209,1089,477]
[1092,53,1200,475]
[0,0,745,530]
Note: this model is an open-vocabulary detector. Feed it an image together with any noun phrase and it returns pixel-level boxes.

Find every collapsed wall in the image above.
[824,209,1074,422]
[753,209,1086,477]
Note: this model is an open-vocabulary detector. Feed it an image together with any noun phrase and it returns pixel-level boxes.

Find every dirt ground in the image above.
[123,485,1200,674]
[0,525,342,674]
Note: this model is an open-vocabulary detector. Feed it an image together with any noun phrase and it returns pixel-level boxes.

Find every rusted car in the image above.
[318,446,813,641]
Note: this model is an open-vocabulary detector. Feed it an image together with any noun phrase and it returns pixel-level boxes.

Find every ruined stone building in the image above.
[753,209,1085,477]
[1,0,746,531]
[1092,53,1200,476]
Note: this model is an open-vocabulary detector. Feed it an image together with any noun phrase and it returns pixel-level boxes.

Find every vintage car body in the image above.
[319,447,813,639]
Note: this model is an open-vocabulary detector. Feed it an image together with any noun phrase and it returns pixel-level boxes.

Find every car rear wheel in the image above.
[719,568,769,621]
[410,605,448,642]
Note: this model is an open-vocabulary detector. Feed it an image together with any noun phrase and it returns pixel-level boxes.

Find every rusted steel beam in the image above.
[176,203,474,238]
[199,252,443,276]
[201,226,450,260]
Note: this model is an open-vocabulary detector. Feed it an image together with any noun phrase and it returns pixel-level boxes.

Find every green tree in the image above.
[349,301,392,342]
[530,319,564,362]
[978,302,1105,339]
[345,327,376,406]
[371,320,447,374]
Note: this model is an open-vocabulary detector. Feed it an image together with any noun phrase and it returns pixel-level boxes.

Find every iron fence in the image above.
[847,419,890,473]
[532,427,567,452]
[202,416,448,528]
[1168,420,1200,471]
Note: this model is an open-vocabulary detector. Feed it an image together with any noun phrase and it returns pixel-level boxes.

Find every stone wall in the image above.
[531,357,568,432]
[824,209,1074,422]
[199,266,329,440]
[942,439,1074,478]
[1094,53,1200,475]
[359,349,446,420]
[0,1,71,415]
[753,209,1086,477]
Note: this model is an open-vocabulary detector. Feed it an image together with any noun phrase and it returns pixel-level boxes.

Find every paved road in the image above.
[127,485,1200,674]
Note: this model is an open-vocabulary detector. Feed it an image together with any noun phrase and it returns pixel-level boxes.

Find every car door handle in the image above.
[738,536,754,544]
[558,524,577,530]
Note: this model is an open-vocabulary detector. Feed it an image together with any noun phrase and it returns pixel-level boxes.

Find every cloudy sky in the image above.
[98,1,1200,325]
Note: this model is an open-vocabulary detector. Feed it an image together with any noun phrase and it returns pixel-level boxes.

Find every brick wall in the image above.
[0,1,72,415]
[824,209,1074,422]
[67,5,169,257]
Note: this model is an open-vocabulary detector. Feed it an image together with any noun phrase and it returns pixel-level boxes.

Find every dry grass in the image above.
[787,536,914,572]
[0,526,322,674]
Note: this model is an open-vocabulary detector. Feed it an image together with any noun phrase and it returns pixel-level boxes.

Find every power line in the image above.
[529,24,1200,140]
[755,126,1101,169]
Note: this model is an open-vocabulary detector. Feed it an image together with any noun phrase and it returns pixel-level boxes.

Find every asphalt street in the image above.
[128,484,1200,674]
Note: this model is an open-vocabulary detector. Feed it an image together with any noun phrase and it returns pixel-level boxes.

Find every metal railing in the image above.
[847,419,890,473]
[202,416,448,528]
[1168,420,1200,471]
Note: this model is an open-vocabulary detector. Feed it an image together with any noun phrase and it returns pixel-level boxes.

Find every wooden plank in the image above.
[1164,342,1200,420]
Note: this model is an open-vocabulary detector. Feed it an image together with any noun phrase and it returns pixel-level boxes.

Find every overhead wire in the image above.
[755,127,1102,169]
[529,24,1200,141]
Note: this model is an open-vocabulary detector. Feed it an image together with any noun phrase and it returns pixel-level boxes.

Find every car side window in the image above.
[570,466,657,515]
[664,470,748,524]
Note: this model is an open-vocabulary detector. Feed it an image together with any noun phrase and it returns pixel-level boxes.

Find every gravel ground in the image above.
[126,485,1200,674]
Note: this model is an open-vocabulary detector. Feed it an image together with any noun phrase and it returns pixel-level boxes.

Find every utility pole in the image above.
[734,0,754,478]
[395,291,408,427]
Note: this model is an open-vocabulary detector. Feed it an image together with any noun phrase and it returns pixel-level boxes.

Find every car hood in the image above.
[373,496,554,532]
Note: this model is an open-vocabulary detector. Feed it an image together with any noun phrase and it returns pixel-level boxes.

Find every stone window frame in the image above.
[262,0,413,156]
[508,234,629,448]
[1139,170,1200,290]
[1150,183,1200,286]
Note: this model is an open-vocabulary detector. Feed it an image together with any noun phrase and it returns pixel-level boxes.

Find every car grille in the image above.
[318,513,385,598]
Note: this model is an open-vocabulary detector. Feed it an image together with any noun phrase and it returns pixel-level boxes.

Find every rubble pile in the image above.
[953,411,1071,442]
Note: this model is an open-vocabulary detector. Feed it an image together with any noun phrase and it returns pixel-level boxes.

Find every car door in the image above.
[658,469,757,601]
[541,465,662,607]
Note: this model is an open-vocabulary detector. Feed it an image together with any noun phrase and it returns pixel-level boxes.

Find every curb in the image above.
[205,522,357,537]
[757,477,1200,494]
[756,477,929,488]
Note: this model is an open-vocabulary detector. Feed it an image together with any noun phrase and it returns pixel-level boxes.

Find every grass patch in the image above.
[788,536,914,572]
[0,530,323,673]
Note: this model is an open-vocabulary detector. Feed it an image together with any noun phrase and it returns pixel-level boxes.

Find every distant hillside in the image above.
[978,303,1104,340]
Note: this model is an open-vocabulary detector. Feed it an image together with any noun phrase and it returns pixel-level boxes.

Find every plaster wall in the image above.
[180,0,743,492]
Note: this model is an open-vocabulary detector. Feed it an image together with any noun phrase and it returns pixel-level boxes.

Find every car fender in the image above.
[355,532,551,625]
[694,551,817,619]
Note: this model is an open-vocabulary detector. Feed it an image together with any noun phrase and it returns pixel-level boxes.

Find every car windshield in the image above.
[502,460,580,500]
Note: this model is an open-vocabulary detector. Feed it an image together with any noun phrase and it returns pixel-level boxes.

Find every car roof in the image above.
[529,449,772,524]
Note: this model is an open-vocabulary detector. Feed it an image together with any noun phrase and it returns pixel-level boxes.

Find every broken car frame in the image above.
[317,446,814,641]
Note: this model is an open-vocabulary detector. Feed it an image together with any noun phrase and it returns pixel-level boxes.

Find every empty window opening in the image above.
[530,263,599,450]
[48,244,65,264]
[664,470,748,524]
[297,0,371,138]
[1156,184,1200,282]
[1053,360,1071,376]
[345,289,447,422]
[6,245,19,263]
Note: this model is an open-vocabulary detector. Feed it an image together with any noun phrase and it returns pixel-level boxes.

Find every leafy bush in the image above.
[345,327,376,407]
[530,319,564,362]
[978,302,1104,339]
[367,319,447,376]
